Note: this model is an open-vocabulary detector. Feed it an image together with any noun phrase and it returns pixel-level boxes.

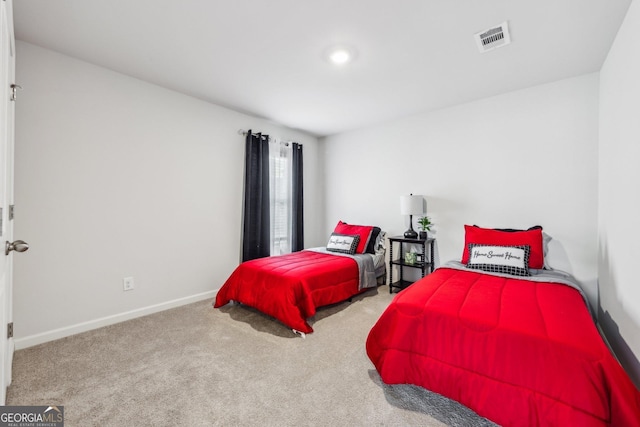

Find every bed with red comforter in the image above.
[215,248,382,334]
[366,263,640,426]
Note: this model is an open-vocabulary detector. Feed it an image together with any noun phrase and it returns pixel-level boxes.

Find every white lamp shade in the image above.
[400,194,423,215]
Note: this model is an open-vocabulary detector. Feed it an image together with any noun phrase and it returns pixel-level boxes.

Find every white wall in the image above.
[13,41,323,346]
[323,74,600,308]
[599,0,640,386]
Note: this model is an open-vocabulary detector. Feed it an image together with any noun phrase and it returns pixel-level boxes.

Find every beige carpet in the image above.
[7,285,495,426]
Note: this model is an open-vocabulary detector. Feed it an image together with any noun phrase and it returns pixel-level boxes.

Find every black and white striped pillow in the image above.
[466,244,531,276]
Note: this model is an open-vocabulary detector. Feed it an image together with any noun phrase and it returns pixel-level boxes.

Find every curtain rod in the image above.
[238,129,268,140]
[237,129,302,147]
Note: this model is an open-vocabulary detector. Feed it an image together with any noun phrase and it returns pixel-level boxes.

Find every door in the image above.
[0,0,16,405]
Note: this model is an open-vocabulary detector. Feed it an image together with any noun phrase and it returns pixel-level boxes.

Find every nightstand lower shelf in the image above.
[389,280,415,293]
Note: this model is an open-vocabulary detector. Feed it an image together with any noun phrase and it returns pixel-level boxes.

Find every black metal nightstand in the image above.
[388,236,435,293]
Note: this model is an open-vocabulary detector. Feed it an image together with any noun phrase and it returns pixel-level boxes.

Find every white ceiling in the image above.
[13,0,632,137]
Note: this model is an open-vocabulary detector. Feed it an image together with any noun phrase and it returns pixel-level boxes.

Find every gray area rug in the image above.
[7,285,497,426]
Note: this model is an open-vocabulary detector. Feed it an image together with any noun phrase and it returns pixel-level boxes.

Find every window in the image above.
[242,131,302,262]
[269,141,293,255]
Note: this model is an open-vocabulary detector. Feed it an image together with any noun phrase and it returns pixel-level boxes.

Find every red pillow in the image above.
[333,221,373,254]
[461,224,544,269]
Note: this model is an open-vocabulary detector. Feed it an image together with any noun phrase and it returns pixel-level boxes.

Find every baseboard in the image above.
[597,321,617,360]
[3,339,15,405]
[13,290,218,350]
[598,307,640,389]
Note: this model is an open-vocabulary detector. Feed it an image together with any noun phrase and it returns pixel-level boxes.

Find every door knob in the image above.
[5,240,29,256]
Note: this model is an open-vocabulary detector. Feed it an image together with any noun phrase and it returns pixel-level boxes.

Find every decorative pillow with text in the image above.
[326,233,360,255]
[466,244,531,276]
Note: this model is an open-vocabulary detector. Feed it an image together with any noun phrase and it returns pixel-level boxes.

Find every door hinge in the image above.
[9,205,14,220]
[10,84,22,102]
[7,322,13,339]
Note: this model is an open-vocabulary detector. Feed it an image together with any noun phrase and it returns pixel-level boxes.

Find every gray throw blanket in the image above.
[307,247,378,290]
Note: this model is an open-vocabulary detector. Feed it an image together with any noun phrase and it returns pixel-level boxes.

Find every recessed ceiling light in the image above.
[325,45,357,66]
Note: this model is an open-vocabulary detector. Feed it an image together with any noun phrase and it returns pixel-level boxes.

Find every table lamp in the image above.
[400,194,423,238]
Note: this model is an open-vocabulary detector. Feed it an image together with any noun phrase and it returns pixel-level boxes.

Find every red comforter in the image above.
[214,250,361,334]
[366,267,640,427]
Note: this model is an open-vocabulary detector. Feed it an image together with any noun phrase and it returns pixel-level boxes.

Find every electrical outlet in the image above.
[123,276,135,291]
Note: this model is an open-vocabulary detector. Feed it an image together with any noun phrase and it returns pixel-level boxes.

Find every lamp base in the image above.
[404,229,418,239]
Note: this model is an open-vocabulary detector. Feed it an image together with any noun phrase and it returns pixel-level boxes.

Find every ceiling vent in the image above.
[474,21,511,53]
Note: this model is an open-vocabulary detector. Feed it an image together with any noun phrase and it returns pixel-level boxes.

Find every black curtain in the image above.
[291,143,304,252]
[242,131,270,262]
